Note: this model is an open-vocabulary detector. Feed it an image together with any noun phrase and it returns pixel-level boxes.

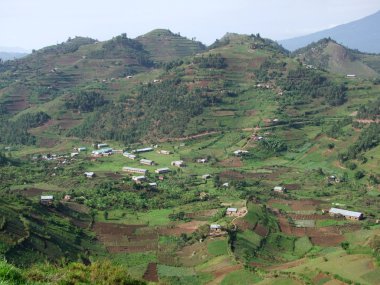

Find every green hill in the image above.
[136,29,206,62]
[293,38,379,78]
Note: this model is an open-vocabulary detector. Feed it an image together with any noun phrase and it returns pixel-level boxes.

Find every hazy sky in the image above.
[2,0,380,51]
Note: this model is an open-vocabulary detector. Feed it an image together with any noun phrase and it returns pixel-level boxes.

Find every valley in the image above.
[0,30,379,285]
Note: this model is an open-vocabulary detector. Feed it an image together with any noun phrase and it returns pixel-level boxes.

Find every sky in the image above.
[1,0,380,51]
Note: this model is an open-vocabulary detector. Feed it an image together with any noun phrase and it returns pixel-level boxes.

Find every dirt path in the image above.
[266,258,307,270]
[206,264,243,285]
[158,131,221,142]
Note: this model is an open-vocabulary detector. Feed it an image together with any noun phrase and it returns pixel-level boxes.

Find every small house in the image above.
[123,152,137,160]
[222,182,229,187]
[329,208,363,221]
[155,168,171,174]
[233,150,248,156]
[226,207,238,216]
[210,224,221,232]
[78,147,87,152]
[149,182,157,188]
[273,186,285,193]
[346,74,356,78]
[158,150,171,155]
[132,176,146,183]
[158,176,165,181]
[40,195,54,205]
[171,160,185,167]
[202,174,211,179]
[64,195,72,201]
[196,158,208,163]
[122,167,148,175]
[97,143,108,149]
[71,152,79,158]
[140,159,154,166]
[84,172,95,178]
[132,147,153,153]
[92,148,113,156]
[328,175,340,183]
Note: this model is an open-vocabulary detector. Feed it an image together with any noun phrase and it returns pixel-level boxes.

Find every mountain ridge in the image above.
[280,10,380,53]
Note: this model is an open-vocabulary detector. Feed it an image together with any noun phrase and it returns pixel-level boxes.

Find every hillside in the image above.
[293,38,379,78]
[136,29,206,62]
[1,31,380,285]
[280,10,380,53]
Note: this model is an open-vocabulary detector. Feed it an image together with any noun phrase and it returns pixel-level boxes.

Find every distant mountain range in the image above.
[0,46,29,61]
[0,51,28,61]
[280,10,380,53]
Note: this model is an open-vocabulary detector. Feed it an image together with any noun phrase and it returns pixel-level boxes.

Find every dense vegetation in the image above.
[0,112,49,145]
[357,97,380,119]
[65,91,107,112]
[0,259,145,284]
[340,123,380,160]
[69,79,212,142]
[193,53,227,69]
[279,67,347,106]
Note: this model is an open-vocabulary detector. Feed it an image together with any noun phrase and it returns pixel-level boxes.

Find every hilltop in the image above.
[280,10,380,53]
[293,38,379,78]
[136,29,206,62]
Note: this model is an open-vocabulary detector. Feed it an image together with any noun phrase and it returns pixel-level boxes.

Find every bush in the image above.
[354,171,365,180]
[0,260,26,284]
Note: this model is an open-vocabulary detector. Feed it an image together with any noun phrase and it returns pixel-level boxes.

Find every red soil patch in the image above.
[103,172,124,179]
[63,202,90,214]
[56,118,82,130]
[143,263,159,282]
[276,212,352,247]
[107,243,157,253]
[253,224,269,237]
[29,119,57,135]
[288,214,341,220]
[213,110,235,116]
[158,221,207,236]
[245,109,257,116]
[355,119,380,124]
[93,222,144,236]
[218,157,243,167]
[213,264,243,278]
[18,187,51,197]
[268,199,322,211]
[38,137,59,148]
[185,209,219,219]
[313,273,331,284]
[220,167,289,181]
[310,235,345,247]
[266,258,307,270]
[283,184,301,190]
[93,222,159,253]
[234,219,252,231]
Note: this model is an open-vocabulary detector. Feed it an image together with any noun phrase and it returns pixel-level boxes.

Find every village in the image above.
[34,139,367,241]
